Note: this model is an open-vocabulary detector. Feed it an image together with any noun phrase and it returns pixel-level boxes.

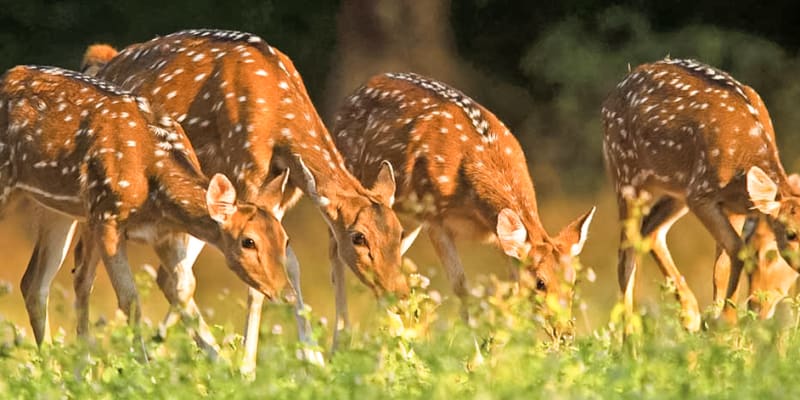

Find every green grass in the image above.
[0,197,791,399]
[1,272,799,400]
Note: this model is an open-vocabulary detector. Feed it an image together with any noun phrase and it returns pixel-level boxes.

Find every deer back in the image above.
[601,58,790,206]
[334,73,537,229]
[0,65,186,219]
[93,30,348,201]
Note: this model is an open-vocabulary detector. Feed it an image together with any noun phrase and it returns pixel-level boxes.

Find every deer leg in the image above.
[427,222,470,321]
[73,228,101,339]
[688,197,745,323]
[20,213,78,345]
[640,197,701,331]
[240,287,264,375]
[713,243,742,323]
[153,235,209,336]
[285,245,324,365]
[94,222,140,324]
[712,214,755,323]
[95,221,150,360]
[330,236,350,352]
[153,234,218,357]
[241,243,324,373]
[615,192,640,333]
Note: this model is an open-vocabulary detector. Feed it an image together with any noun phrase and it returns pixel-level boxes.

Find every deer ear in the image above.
[295,154,331,208]
[256,169,291,221]
[371,160,397,206]
[555,206,596,257]
[207,174,238,224]
[748,166,781,217]
[497,208,530,260]
[400,223,424,255]
[81,44,118,76]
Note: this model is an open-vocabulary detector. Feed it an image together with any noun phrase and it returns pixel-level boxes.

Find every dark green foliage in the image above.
[0,0,338,103]
[452,2,800,192]
[2,2,799,193]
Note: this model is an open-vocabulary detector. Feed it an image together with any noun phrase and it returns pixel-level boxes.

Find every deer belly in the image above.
[126,223,160,245]
[14,180,85,218]
[442,214,494,242]
[608,141,701,198]
[22,190,86,219]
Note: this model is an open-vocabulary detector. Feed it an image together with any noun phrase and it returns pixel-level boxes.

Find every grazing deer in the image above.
[602,58,800,331]
[331,72,596,335]
[76,29,406,369]
[711,166,800,322]
[0,65,289,346]
[713,214,799,321]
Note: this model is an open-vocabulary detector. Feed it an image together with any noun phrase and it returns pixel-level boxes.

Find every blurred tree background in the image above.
[1,0,800,335]
[2,0,799,191]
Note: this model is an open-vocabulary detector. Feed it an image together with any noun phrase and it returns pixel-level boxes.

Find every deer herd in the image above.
[1,29,798,371]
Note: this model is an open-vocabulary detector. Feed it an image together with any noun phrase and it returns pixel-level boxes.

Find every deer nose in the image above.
[390,273,410,298]
[280,285,297,304]
[552,317,575,339]
[747,298,762,315]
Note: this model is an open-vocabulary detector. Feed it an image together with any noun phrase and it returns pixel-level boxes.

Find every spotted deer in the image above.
[711,161,800,322]
[713,214,798,321]
[602,58,800,331]
[332,72,596,335]
[75,29,406,369]
[0,65,289,346]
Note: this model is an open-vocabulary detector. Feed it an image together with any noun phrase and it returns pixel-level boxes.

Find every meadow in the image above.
[0,257,797,399]
[0,194,796,399]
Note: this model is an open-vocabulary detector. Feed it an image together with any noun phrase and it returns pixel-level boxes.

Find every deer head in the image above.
[81,44,118,76]
[747,166,800,269]
[744,169,800,317]
[205,171,291,299]
[497,206,595,332]
[297,157,408,296]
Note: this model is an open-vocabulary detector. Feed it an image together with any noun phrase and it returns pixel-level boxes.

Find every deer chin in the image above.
[543,318,575,343]
[348,266,383,297]
[748,291,788,320]
[230,265,278,301]
[386,274,410,298]
[358,268,410,299]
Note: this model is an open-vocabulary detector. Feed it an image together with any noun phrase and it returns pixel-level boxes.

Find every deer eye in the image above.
[788,231,798,241]
[351,232,367,246]
[241,237,256,249]
[536,278,547,291]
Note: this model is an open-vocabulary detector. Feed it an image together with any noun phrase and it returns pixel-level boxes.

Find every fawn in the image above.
[602,58,800,330]
[0,65,289,346]
[332,72,596,336]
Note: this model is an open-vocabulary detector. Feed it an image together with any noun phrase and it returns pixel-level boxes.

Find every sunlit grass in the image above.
[2,266,800,399]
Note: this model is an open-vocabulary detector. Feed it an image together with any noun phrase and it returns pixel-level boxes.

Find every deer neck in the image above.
[299,155,366,205]
[152,161,222,247]
[467,161,548,241]
[770,162,794,198]
[506,204,549,245]
[280,122,370,209]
